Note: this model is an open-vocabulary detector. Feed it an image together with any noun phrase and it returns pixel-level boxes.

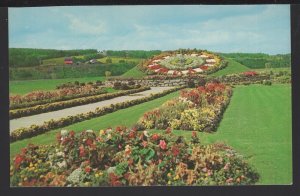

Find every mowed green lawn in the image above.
[122,66,147,79]
[149,84,292,184]
[9,77,106,95]
[10,91,180,158]
[97,56,143,64]
[211,58,250,76]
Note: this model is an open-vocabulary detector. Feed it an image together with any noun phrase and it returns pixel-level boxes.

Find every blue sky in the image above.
[9,5,290,54]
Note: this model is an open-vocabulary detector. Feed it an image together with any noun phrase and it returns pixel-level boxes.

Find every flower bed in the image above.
[136,83,232,132]
[10,128,259,186]
[10,87,150,119]
[10,85,108,110]
[139,49,227,76]
[10,86,184,142]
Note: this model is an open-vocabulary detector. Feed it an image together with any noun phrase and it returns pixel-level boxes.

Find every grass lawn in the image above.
[97,56,143,64]
[9,77,106,95]
[152,84,292,185]
[211,58,249,76]
[122,66,147,79]
[10,91,180,158]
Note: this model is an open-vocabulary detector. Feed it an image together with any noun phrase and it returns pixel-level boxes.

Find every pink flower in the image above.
[159,140,167,150]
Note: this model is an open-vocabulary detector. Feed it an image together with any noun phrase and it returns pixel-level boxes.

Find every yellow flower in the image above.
[84,182,90,186]
[168,180,171,185]
[34,169,38,173]
[34,163,38,167]
[40,175,44,178]
[99,130,104,135]
[23,177,28,181]
[173,175,179,180]
[38,160,42,163]
[10,166,13,171]
[29,163,33,167]
[95,174,99,178]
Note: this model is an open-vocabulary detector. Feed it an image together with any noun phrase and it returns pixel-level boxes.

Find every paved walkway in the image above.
[10,87,173,133]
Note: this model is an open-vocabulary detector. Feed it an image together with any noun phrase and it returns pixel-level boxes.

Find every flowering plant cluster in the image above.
[10,85,106,110]
[138,49,226,76]
[10,128,259,186]
[243,71,258,77]
[137,83,232,132]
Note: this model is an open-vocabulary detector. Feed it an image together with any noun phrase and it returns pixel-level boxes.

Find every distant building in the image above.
[89,59,98,64]
[64,57,73,65]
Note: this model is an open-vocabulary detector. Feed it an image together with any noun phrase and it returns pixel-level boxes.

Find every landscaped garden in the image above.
[9,49,292,187]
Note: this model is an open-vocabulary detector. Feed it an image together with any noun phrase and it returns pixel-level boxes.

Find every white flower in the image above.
[143,130,149,137]
[107,133,112,140]
[61,130,68,136]
[57,160,67,168]
[56,151,64,157]
[86,130,93,133]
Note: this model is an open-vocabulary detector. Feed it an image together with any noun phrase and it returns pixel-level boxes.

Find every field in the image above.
[211,58,250,76]
[121,66,147,78]
[97,56,143,64]
[9,76,105,95]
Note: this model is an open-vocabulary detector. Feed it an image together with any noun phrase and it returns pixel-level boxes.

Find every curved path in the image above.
[10,87,173,133]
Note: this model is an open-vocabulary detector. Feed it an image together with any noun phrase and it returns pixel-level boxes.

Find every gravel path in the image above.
[10,87,173,133]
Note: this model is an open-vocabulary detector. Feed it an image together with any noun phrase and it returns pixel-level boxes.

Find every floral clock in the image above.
[144,50,222,76]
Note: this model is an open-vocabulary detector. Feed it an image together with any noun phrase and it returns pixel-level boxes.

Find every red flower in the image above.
[109,173,122,186]
[69,131,75,137]
[116,126,122,132]
[21,148,27,154]
[243,71,258,77]
[85,167,91,173]
[142,141,148,148]
[79,145,85,157]
[85,138,93,146]
[151,133,159,141]
[159,140,167,150]
[14,154,23,169]
[192,131,197,138]
[172,146,180,156]
[165,127,172,134]
[128,131,136,139]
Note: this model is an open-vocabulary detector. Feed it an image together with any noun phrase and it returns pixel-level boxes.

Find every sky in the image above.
[9,5,290,54]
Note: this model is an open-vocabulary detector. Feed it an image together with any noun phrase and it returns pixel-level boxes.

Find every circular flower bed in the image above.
[141,50,225,76]
[10,128,259,186]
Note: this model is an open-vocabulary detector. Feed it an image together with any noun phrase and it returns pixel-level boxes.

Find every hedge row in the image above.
[10,87,150,119]
[10,86,185,142]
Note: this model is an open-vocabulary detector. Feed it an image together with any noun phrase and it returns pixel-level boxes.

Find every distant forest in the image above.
[9,48,98,67]
[219,53,291,69]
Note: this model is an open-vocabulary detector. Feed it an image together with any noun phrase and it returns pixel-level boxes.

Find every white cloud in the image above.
[64,13,107,36]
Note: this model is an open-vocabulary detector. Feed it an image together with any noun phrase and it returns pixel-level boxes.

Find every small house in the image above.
[89,59,98,64]
[64,57,73,65]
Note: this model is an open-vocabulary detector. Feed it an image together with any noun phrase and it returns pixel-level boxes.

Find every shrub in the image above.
[262,80,272,86]
[10,128,259,186]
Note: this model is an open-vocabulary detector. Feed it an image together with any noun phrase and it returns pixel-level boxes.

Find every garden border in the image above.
[10,87,150,119]
[10,86,185,142]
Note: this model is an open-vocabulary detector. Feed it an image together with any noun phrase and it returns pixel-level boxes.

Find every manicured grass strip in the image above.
[10,91,180,158]
[10,87,150,119]
[122,66,147,79]
[211,58,249,77]
[153,84,292,185]
[9,77,106,95]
